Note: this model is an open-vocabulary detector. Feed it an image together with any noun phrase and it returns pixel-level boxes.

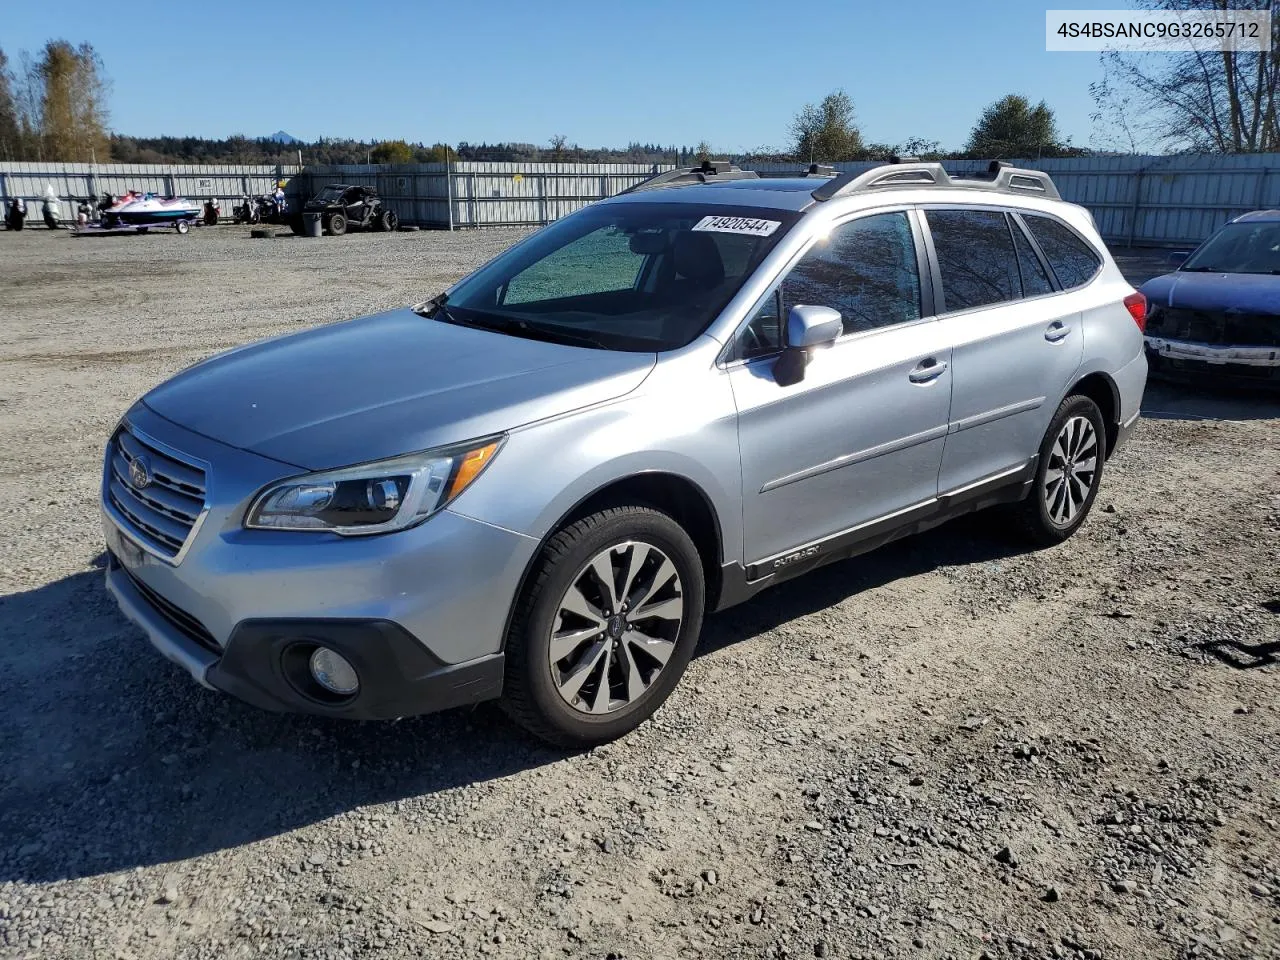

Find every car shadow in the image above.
[1141,380,1280,423]
[0,515,1026,884]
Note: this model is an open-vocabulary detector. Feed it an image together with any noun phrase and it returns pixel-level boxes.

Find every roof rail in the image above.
[621,160,760,194]
[811,159,1060,203]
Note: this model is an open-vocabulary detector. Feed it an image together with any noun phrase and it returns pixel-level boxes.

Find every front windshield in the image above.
[1182,221,1280,274]
[317,186,346,201]
[436,202,798,351]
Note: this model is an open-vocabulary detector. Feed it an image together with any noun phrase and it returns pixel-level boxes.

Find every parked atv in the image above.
[292,183,398,236]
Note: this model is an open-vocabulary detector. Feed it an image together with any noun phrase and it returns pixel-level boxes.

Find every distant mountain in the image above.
[266,130,300,144]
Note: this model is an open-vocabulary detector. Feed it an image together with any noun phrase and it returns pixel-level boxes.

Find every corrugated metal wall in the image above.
[4,155,1278,244]
[0,162,302,209]
[754,155,1280,246]
[295,162,674,228]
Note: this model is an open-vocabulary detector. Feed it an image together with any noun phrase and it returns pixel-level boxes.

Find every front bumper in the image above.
[101,405,539,719]
[106,556,505,718]
[1145,337,1280,388]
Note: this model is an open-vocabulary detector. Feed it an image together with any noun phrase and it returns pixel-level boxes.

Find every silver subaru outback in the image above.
[102,161,1148,746]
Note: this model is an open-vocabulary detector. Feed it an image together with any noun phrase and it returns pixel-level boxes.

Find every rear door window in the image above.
[925,209,1021,312]
[1023,215,1102,289]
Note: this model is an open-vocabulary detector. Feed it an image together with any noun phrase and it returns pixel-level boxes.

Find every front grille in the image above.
[1147,306,1280,348]
[106,424,207,559]
[114,555,219,653]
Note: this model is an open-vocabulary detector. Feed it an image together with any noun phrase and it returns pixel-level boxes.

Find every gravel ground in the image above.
[0,226,1277,960]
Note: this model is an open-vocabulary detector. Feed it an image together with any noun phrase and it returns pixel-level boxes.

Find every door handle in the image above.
[1045,321,1072,342]
[908,357,948,383]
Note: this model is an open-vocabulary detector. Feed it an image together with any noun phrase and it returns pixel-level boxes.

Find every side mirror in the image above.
[775,305,842,386]
[1168,250,1190,267]
[787,305,843,348]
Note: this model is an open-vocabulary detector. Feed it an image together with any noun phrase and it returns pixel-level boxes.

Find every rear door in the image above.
[729,209,953,569]
[926,207,1084,494]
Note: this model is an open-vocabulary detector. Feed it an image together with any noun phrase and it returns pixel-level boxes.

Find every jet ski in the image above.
[102,192,201,229]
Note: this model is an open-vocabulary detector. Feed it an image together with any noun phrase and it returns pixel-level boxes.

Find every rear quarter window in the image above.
[1024,215,1102,289]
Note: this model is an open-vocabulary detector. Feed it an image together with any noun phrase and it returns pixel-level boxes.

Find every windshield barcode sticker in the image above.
[692,215,780,237]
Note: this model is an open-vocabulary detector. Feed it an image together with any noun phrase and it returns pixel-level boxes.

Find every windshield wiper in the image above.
[414,297,610,348]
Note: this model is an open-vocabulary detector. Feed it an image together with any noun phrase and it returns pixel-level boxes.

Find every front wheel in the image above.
[327,213,347,236]
[379,209,398,232]
[1011,394,1107,546]
[501,506,705,747]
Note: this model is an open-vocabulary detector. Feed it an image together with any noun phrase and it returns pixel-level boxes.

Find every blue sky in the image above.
[7,0,1110,151]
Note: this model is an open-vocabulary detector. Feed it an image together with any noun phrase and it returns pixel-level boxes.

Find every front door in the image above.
[729,210,953,572]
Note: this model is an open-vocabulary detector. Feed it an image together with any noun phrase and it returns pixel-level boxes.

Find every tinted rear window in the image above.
[1024,215,1101,289]
[926,209,1020,312]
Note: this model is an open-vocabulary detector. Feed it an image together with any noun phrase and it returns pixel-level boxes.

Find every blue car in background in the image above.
[1140,210,1280,388]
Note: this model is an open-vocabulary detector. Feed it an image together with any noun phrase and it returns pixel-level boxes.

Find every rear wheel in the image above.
[501,506,705,747]
[1012,394,1106,546]
[327,213,347,236]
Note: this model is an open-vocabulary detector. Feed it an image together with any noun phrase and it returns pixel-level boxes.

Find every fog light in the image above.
[309,647,359,696]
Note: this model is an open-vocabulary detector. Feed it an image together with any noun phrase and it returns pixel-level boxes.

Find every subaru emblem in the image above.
[128,455,153,490]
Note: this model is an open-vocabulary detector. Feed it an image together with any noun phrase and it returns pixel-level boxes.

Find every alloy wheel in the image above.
[1043,415,1099,527]
[548,540,684,715]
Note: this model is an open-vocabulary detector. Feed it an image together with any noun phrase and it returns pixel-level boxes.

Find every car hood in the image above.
[1140,271,1280,316]
[143,309,656,469]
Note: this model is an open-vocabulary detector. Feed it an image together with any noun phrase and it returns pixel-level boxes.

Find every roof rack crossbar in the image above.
[811,160,1060,202]
[621,160,760,194]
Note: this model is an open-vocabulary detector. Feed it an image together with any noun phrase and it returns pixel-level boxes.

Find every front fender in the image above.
[448,378,744,566]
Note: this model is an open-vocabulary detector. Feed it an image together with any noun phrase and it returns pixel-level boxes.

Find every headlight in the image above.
[246,437,502,535]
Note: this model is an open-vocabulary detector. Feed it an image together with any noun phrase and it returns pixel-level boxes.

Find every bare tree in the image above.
[1093,0,1278,152]
[548,134,568,161]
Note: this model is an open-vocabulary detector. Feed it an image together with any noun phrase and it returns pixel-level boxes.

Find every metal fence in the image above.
[0,162,302,210]
[4,155,1279,245]
[293,162,674,229]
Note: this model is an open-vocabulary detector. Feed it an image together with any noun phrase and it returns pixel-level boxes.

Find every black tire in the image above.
[501,505,705,748]
[1011,394,1107,547]
[379,209,399,232]
[175,219,190,235]
[327,213,347,236]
